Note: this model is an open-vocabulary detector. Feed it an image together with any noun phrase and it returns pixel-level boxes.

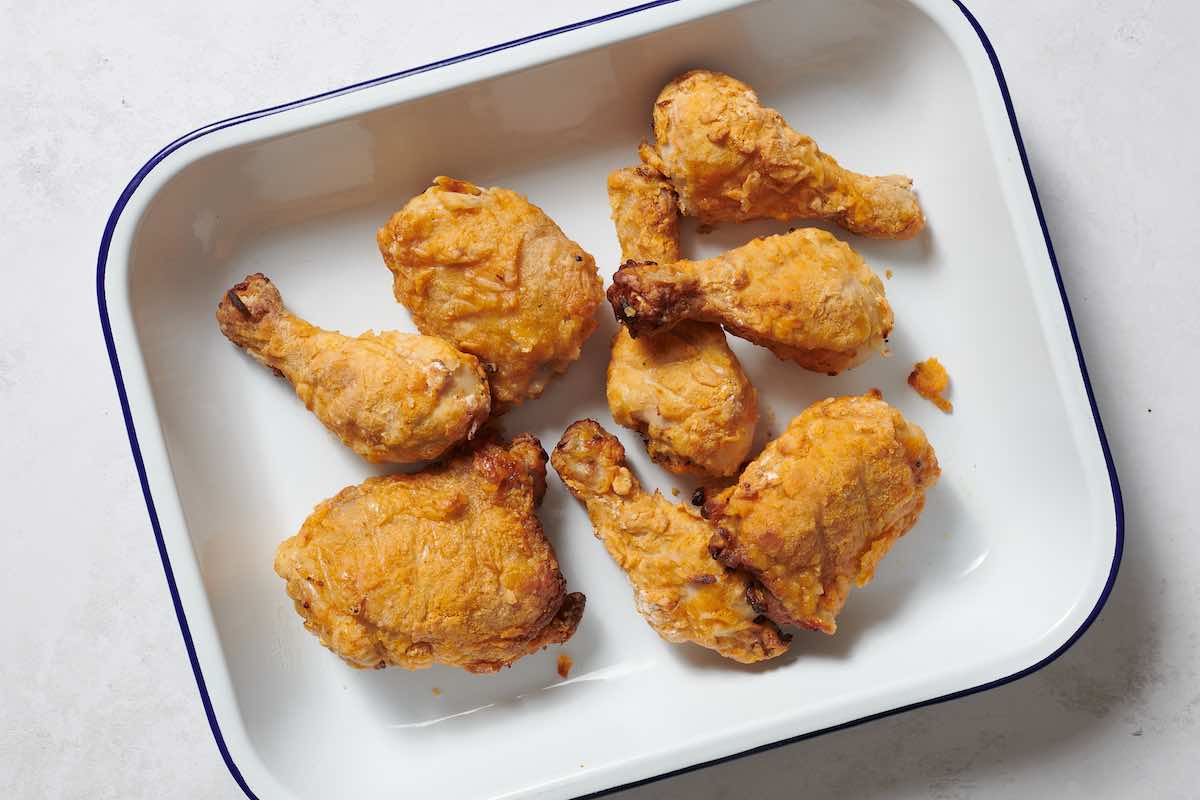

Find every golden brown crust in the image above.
[608,259,701,334]
[377,177,605,412]
[216,273,490,463]
[705,395,940,634]
[606,165,681,265]
[642,69,925,239]
[274,433,584,672]
[607,324,757,477]
[607,228,893,374]
[604,166,758,477]
[551,420,789,664]
[908,357,953,413]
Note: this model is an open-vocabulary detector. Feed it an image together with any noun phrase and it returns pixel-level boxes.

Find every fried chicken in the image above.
[275,433,585,673]
[605,166,758,476]
[639,69,925,239]
[216,273,489,463]
[608,228,892,374]
[608,323,758,476]
[551,420,789,664]
[606,166,682,265]
[705,394,940,634]
[377,176,605,412]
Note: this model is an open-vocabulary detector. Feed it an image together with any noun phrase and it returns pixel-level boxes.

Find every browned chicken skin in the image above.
[609,228,892,374]
[377,177,605,412]
[705,394,940,634]
[606,166,683,265]
[216,273,490,463]
[640,69,925,239]
[606,166,758,476]
[275,433,585,673]
[607,323,758,477]
[552,420,789,664]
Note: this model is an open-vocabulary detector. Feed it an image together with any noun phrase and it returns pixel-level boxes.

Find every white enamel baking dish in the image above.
[98,1,1122,798]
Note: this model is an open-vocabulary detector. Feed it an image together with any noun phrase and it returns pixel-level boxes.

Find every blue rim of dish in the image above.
[96,1,1124,798]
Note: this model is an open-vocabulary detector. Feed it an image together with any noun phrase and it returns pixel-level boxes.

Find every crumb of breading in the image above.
[557,653,573,679]
[886,269,893,279]
[432,687,441,696]
[908,358,953,413]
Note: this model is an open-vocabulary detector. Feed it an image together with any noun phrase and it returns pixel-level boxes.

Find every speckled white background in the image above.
[2,1,1196,797]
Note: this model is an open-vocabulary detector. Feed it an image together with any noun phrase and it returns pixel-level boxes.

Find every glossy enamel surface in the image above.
[99,1,1120,797]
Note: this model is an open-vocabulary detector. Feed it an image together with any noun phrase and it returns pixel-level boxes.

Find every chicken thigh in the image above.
[275,433,585,672]
[705,393,940,634]
[378,177,605,412]
[608,228,892,374]
[552,420,789,664]
[217,273,489,463]
[640,69,924,239]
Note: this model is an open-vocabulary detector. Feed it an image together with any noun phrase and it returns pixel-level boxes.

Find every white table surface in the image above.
[2,1,1196,797]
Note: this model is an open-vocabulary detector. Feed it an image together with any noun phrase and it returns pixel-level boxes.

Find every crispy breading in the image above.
[216,273,490,463]
[377,177,604,412]
[606,165,682,265]
[275,434,585,673]
[640,70,924,239]
[608,228,892,374]
[705,394,940,634]
[909,357,953,413]
[605,165,758,476]
[552,420,789,664]
[607,323,757,476]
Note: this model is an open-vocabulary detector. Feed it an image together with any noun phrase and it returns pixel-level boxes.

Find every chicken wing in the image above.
[275,433,585,673]
[640,69,925,239]
[551,420,789,664]
[216,273,489,463]
[606,166,758,476]
[705,394,940,634]
[377,176,605,412]
[608,228,892,374]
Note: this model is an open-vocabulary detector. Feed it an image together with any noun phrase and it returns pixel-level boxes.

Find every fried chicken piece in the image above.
[606,166,683,265]
[275,433,585,673]
[377,177,605,412]
[551,420,789,664]
[605,166,758,476]
[608,323,758,476]
[640,69,925,239]
[908,357,953,413]
[705,394,940,634]
[216,273,489,463]
[608,228,892,374]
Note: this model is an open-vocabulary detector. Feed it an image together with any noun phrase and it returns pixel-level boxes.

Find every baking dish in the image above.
[98,1,1122,797]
